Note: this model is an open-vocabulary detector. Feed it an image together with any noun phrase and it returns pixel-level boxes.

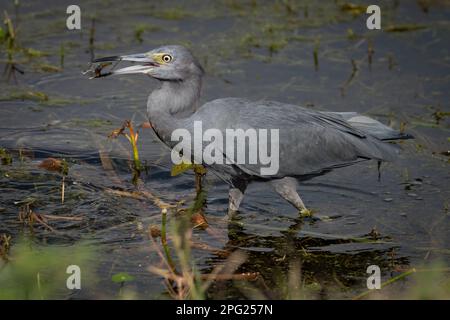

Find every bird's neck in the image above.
[148,75,201,119]
[147,74,202,142]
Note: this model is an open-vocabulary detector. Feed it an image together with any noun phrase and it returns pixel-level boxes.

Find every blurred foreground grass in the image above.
[0,238,95,299]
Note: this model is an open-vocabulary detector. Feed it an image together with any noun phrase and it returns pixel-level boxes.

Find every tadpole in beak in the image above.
[84,53,159,78]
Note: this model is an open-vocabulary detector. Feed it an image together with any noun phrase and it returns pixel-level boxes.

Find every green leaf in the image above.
[171,161,193,176]
[111,272,135,283]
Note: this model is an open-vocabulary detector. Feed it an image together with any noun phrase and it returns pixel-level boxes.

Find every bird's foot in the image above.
[227,208,238,219]
[299,208,313,218]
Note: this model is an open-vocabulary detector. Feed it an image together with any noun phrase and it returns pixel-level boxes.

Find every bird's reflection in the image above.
[202,212,410,299]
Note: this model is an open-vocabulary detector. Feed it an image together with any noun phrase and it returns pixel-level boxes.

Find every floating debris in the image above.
[38,157,68,174]
[38,158,68,203]
[149,225,161,239]
[191,212,208,229]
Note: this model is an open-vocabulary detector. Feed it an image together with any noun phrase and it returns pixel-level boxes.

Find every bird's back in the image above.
[179,98,410,179]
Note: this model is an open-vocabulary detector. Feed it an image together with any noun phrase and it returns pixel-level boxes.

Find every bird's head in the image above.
[90,45,204,81]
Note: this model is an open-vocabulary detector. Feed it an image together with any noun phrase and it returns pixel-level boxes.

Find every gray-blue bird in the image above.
[91,45,412,216]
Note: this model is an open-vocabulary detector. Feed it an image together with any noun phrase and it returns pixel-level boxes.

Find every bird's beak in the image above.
[92,53,158,75]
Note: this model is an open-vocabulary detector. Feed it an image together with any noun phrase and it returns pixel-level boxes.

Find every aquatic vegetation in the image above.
[59,43,64,68]
[0,85,84,106]
[313,39,319,70]
[0,89,48,102]
[0,238,94,299]
[133,23,160,43]
[38,158,68,204]
[88,17,96,62]
[69,118,113,128]
[346,28,358,40]
[367,39,374,67]
[152,8,189,20]
[0,234,11,260]
[432,110,450,125]
[340,59,358,96]
[33,63,61,73]
[38,158,68,175]
[339,3,367,17]
[112,272,135,297]
[0,148,13,165]
[171,161,207,194]
[112,272,135,283]
[385,24,428,33]
[0,26,4,43]
[0,0,448,300]
[1,9,66,82]
[149,207,249,299]
[22,47,48,58]
[352,262,450,300]
[18,203,55,232]
[2,11,21,82]
[109,120,145,184]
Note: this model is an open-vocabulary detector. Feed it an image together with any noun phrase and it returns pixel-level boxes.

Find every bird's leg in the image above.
[228,178,248,217]
[270,177,312,217]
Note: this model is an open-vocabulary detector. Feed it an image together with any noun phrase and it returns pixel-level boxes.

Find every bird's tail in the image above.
[327,112,414,141]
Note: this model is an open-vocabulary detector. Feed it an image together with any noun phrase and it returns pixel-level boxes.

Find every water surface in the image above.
[0,0,449,299]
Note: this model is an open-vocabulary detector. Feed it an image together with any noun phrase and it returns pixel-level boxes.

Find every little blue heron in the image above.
[91,45,412,216]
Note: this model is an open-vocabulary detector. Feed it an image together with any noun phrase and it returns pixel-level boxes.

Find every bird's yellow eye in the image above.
[162,54,172,63]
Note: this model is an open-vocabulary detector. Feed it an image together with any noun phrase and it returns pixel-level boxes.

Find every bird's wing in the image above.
[191,99,399,178]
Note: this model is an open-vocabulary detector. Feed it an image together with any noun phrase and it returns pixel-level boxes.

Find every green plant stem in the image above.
[161,209,176,273]
[127,124,141,172]
[353,268,416,300]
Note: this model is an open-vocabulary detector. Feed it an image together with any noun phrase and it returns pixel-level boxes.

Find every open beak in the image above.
[91,53,158,76]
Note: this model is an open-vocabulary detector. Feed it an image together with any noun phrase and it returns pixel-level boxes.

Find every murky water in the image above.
[0,0,449,299]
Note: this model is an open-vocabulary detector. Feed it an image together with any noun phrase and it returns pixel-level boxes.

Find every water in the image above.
[0,0,449,299]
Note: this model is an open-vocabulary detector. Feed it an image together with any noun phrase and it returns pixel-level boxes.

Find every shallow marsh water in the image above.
[0,0,449,299]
